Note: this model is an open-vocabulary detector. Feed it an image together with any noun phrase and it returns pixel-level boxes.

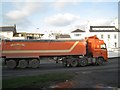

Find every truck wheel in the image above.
[79,58,87,67]
[29,59,39,68]
[18,59,28,68]
[6,59,17,69]
[96,58,104,65]
[70,59,78,67]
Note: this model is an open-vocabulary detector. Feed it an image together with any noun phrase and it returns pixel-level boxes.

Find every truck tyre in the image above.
[29,59,39,68]
[96,57,104,65]
[6,59,17,69]
[70,59,78,67]
[79,58,87,67]
[18,59,28,68]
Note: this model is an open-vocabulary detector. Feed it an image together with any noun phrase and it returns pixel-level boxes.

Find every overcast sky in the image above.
[0,0,119,34]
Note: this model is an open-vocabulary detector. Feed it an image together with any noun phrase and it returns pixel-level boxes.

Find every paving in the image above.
[2,57,120,88]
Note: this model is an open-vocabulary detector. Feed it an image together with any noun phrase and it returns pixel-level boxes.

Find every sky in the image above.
[0,0,119,34]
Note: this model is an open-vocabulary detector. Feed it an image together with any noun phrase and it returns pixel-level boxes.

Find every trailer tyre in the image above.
[6,60,17,69]
[18,60,28,68]
[29,59,39,68]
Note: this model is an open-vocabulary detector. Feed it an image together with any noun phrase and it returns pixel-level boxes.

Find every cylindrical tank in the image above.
[2,39,86,58]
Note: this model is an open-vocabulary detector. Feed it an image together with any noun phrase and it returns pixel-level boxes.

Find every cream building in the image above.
[70,29,86,40]
[88,26,119,51]
[70,25,120,51]
[0,25,44,40]
[0,25,16,39]
[71,17,119,52]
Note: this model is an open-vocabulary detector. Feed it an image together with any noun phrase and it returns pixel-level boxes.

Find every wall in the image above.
[70,32,86,40]
[0,31,13,39]
[12,37,25,40]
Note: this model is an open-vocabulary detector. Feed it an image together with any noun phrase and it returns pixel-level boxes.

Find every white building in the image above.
[41,33,56,39]
[71,26,120,51]
[0,25,44,40]
[0,25,16,39]
[70,29,86,40]
[89,26,119,51]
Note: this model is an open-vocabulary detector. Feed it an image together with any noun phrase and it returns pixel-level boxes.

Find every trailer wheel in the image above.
[6,59,17,69]
[96,57,104,65]
[70,59,78,67]
[18,59,28,68]
[29,59,39,68]
[79,58,87,67]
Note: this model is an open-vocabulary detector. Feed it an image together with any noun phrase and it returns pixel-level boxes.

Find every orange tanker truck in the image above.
[1,35,108,69]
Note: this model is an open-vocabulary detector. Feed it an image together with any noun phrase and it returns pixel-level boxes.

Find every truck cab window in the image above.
[100,44,106,49]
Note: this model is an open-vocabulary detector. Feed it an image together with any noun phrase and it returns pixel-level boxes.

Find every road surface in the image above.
[2,58,119,77]
[2,57,120,88]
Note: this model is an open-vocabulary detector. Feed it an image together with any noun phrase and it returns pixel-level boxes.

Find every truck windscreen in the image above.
[100,44,106,49]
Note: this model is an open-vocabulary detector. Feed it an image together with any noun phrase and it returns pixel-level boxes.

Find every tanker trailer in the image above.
[1,35,108,69]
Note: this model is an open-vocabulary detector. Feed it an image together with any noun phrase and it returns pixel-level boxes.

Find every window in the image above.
[115,42,117,48]
[100,44,106,49]
[114,34,117,39]
[101,34,104,39]
[108,34,110,39]
[21,34,24,36]
[74,34,81,36]
[19,34,21,37]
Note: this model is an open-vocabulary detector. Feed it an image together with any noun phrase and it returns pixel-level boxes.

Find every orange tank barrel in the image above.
[2,40,86,58]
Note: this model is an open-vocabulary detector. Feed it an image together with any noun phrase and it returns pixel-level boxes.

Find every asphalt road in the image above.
[2,58,119,77]
[2,57,120,88]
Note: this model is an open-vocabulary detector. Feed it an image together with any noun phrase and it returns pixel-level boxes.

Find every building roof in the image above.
[71,29,85,33]
[90,26,120,32]
[0,25,17,34]
[89,30,120,32]
[90,26,116,28]
[16,32,44,35]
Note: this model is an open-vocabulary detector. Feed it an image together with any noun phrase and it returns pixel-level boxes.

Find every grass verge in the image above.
[2,72,74,88]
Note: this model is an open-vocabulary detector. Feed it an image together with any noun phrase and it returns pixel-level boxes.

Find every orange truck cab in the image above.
[86,35,108,64]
